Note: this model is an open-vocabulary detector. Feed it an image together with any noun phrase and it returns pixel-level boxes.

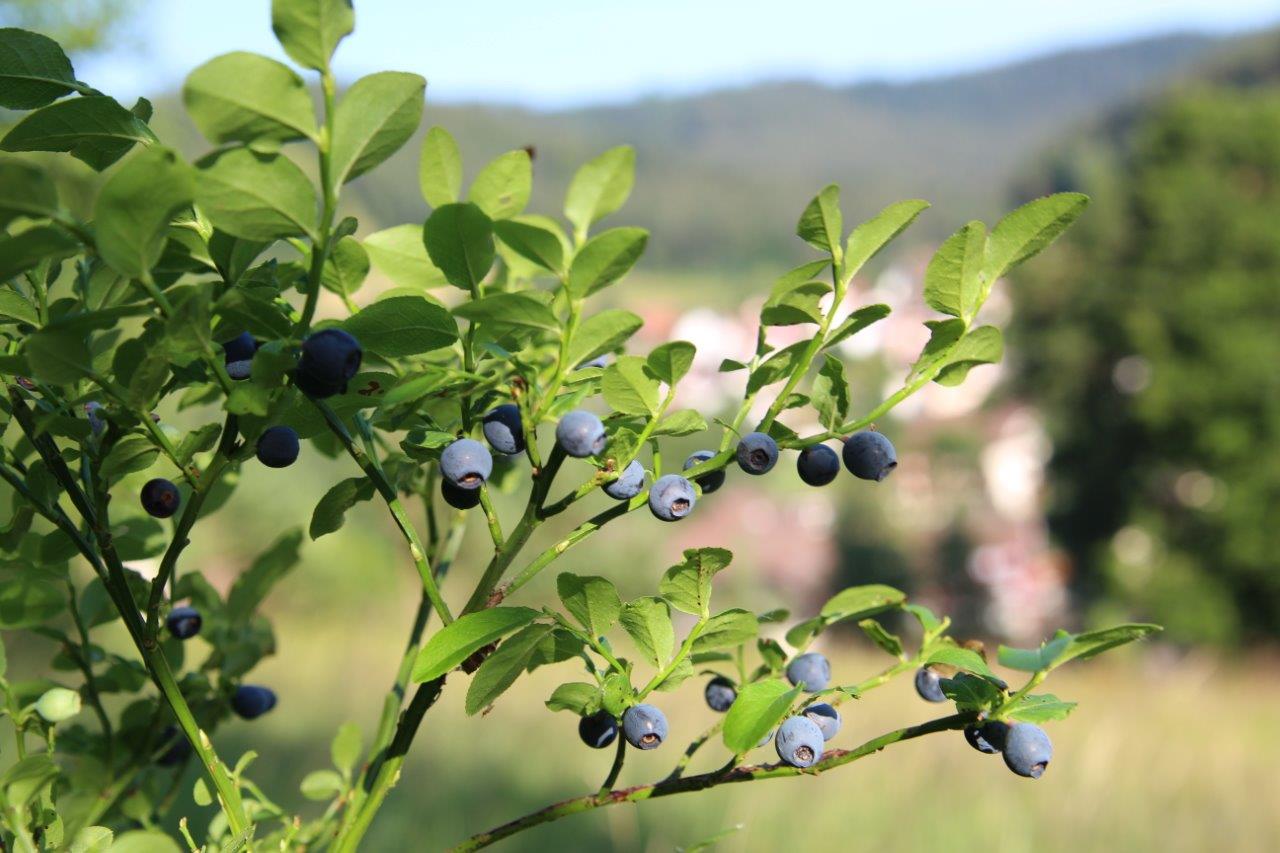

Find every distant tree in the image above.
[0,0,137,53]
[1010,85,1280,644]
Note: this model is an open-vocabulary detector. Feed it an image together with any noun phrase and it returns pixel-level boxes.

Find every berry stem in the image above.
[296,67,339,335]
[597,735,627,794]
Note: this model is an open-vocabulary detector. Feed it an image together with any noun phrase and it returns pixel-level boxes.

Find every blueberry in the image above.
[440,438,493,490]
[482,404,525,455]
[231,685,277,720]
[578,355,612,370]
[555,410,606,458]
[222,331,257,364]
[441,478,481,510]
[914,667,947,703]
[84,401,106,436]
[603,460,645,500]
[256,426,300,468]
[577,710,618,749]
[802,703,841,741]
[141,478,181,519]
[735,431,778,475]
[1002,723,1052,779]
[156,725,192,766]
[704,676,736,713]
[964,721,1009,755]
[775,716,824,768]
[648,474,696,522]
[683,450,726,494]
[842,431,898,481]
[621,704,668,750]
[785,652,831,692]
[166,606,202,641]
[294,328,362,398]
[796,444,840,486]
[226,359,253,381]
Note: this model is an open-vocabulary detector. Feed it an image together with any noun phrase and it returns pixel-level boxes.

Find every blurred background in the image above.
[3,0,1280,849]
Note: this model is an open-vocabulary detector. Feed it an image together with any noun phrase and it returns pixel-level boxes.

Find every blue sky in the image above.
[79,0,1280,108]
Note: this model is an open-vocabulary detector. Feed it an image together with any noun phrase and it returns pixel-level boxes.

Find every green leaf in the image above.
[924,221,987,321]
[600,671,632,717]
[363,223,446,289]
[330,721,361,774]
[270,0,354,71]
[910,318,966,379]
[526,629,585,672]
[22,327,91,384]
[329,71,424,188]
[1003,693,1078,724]
[659,547,732,616]
[226,530,303,620]
[493,217,564,273]
[0,225,77,282]
[654,655,695,692]
[651,409,707,437]
[825,303,891,349]
[545,682,600,715]
[452,292,558,333]
[858,619,903,658]
[810,354,849,430]
[99,435,158,480]
[0,96,157,170]
[939,672,1003,711]
[300,769,343,801]
[321,236,370,297]
[841,199,929,281]
[783,617,822,650]
[934,325,1003,386]
[761,260,832,326]
[819,584,906,622]
[94,147,194,280]
[0,28,77,109]
[0,157,60,225]
[69,825,114,853]
[183,51,317,145]
[796,184,842,254]
[566,227,648,299]
[601,355,660,416]
[692,608,758,652]
[556,573,622,637]
[0,289,37,325]
[412,607,541,682]
[470,149,532,219]
[567,309,643,366]
[984,193,1089,281]
[1058,623,1162,667]
[997,634,1070,673]
[309,477,374,540]
[722,679,802,754]
[646,341,695,385]
[0,576,63,627]
[904,603,947,641]
[195,147,318,241]
[418,126,462,207]
[925,646,1001,684]
[619,596,674,667]
[565,145,635,236]
[465,622,555,714]
[342,295,458,358]
[423,202,494,291]
[747,340,808,394]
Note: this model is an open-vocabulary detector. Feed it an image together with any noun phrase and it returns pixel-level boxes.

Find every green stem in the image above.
[598,736,626,794]
[297,69,339,334]
[477,486,504,549]
[758,259,843,431]
[453,713,975,851]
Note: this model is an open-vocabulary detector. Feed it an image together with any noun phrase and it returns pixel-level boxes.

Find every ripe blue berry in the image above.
[578,710,618,749]
[226,360,253,380]
[84,401,106,436]
[914,667,947,703]
[440,438,493,490]
[964,721,1009,755]
[648,474,696,522]
[140,478,181,519]
[842,431,898,481]
[621,704,668,750]
[156,725,192,766]
[736,431,778,475]
[1002,723,1053,779]
[222,331,257,364]
[166,606,202,641]
[555,410,606,458]
[704,676,736,713]
[482,404,525,455]
[578,355,611,370]
[786,652,831,692]
[775,716,824,767]
[256,426,300,468]
[683,450,725,494]
[802,703,841,740]
[441,478,481,510]
[295,328,362,398]
[796,444,840,486]
[603,460,645,500]
[231,685,277,720]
